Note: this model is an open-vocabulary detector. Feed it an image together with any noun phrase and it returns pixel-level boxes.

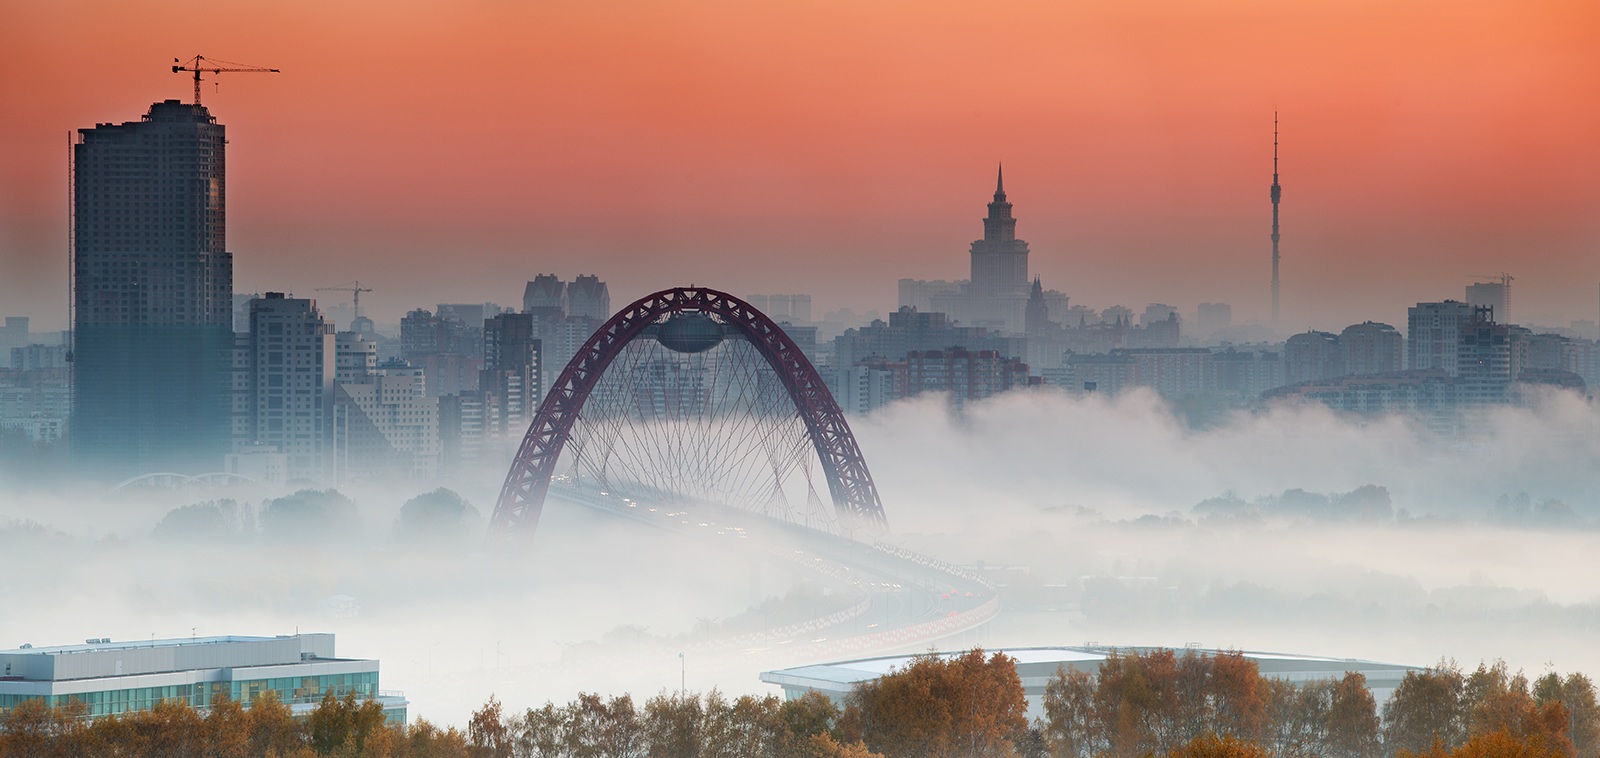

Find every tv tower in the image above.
[1270,113,1282,328]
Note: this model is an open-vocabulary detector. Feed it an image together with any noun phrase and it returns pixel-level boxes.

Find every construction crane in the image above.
[172,55,279,106]
[1466,273,1514,286]
[315,282,375,320]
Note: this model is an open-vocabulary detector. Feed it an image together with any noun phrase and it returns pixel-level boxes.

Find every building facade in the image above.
[71,100,234,478]
[1407,301,1474,375]
[233,294,335,483]
[0,634,404,723]
[1339,322,1403,376]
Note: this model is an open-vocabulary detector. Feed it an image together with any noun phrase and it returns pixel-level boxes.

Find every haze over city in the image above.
[3,1,1600,755]
[4,0,1599,331]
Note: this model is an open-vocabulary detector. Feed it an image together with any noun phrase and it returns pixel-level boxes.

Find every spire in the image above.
[1031,276,1042,296]
[996,163,1005,197]
[1270,112,1282,330]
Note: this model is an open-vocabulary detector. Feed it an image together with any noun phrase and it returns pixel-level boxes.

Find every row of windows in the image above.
[0,671,378,719]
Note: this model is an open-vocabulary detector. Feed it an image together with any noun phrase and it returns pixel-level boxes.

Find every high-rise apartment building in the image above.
[522,274,567,314]
[567,275,612,321]
[1339,322,1403,376]
[1457,310,1514,408]
[481,312,542,437]
[234,294,335,482]
[1284,331,1344,385]
[1465,279,1511,325]
[335,361,440,481]
[72,100,234,477]
[1407,300,1475,375]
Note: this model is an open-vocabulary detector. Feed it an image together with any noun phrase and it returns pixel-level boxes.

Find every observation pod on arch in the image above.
[487,285,889,542]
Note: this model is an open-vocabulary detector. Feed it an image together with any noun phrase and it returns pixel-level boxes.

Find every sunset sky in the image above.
[3,0,1597,332]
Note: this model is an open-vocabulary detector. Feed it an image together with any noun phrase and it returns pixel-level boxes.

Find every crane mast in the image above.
[172,55,279,105]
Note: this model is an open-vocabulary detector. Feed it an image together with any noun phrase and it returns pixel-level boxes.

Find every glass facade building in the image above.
[0,634,405,724]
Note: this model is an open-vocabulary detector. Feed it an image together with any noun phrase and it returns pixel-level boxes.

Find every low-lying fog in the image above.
[3,387,1598,727]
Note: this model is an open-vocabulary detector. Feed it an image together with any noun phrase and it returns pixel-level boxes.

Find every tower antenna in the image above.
[1270,112,1281,329]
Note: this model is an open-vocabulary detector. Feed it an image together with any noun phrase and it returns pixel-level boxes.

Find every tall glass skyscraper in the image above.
[71,99,234,478]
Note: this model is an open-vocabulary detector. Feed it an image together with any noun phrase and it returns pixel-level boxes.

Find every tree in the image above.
[245,690,305,756]
[1534,671,1600,758]
[396,488,481,547]
[1093,648,1183,757]
[152,499,251,542]
[1325,672,1380,758]
[1261,678,1330,758]
[468,695,512,758]
[1042,664,1098,758]
[777,691,842,758]
[642,691,703,758]
[1208,651,1267,744]
[1166,733,1270,758]
[849,648,1027,758]
[1384,664,1468,755]
[260,489,361,543]
[308,690,389,756]
[511,702,564,757]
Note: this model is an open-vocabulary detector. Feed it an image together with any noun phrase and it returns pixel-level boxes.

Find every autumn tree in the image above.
[1093,648,1183,757]
[1041,665,1099,758]
[1261,677,1330,757]
[1384,663,1469,755]
[1324,672,1380,758]
[1534,671,1600,758]
[467,695,512,758]
[847,648,1027,758]
[1166,732,1270,758]
[642,691,703,758]
[776,691,843,758]
[308,690,390,756]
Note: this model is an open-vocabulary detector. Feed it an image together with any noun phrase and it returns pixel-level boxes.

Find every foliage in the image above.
[396,488,481,546]
[152,499,253,542]
[845,648,1028,758]
[260,488,361,542]
[5,654,1598,758]
[0,690,465,757]
[1042,648,1270,758]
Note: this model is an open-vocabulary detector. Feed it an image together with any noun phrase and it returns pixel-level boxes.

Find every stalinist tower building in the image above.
[931,165,1034,332]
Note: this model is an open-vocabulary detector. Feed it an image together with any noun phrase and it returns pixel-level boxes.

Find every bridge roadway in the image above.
[547,480,999,661]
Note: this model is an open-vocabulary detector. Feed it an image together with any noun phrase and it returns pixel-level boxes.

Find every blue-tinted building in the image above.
[71,99,235,479]
[0,633,406,723]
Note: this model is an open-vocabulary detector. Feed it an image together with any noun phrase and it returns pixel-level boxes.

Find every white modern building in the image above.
[0,633,405,723]
[761,646,1419,719]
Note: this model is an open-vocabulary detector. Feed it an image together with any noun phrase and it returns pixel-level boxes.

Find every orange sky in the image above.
[3,0,1598,332]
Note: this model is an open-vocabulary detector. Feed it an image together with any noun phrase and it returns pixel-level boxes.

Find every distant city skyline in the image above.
[3,0,1598,332]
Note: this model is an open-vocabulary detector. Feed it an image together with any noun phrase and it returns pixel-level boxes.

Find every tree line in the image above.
[3,648,1596,757]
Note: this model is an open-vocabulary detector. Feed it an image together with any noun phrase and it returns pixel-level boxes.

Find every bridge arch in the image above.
[490,286,886,537]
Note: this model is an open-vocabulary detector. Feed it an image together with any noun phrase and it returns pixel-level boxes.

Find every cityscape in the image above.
[2,2,1599,756]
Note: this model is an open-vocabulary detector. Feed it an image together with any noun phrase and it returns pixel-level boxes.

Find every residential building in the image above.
[567,275,612,321]
[1339,322,1403,376]
[1407,301,1474,374]
[234,294,335,483]
[1465,279,1511,325]
[904,348,1029,408]
[1284,331,1344,385]
[335,360,440,481]
[71,100,234,478]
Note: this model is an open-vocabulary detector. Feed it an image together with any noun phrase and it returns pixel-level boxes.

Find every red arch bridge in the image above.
[490,286,887,538]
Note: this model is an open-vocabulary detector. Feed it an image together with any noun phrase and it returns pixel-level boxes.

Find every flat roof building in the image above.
[0,633,405,723]
[761,646,1419,720]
